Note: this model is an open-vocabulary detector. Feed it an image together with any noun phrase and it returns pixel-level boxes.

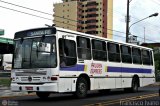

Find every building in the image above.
[53,0,113,39]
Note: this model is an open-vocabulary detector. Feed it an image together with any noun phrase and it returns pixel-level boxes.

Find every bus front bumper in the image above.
[11,83,58,92]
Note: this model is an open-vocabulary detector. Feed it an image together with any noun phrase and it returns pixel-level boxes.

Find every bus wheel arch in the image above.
[75,74,90,98]
[131,75,140,92]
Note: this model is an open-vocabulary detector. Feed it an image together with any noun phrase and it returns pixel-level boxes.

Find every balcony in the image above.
[86,2,98,7]
[85,14,98,18]
[85,30,98,35]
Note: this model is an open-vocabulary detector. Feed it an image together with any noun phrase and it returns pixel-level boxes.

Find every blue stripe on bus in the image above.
[108,67,152,73]
[60,64,84,71]
[60,64,152,73]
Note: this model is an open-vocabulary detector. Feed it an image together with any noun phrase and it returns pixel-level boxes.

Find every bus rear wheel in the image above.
[131,78,139,93]
[75,77,88,98]
[36,92,50,99]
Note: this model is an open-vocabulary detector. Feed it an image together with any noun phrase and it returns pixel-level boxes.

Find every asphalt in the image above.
[0,86,159,106]
[0,82,159,98]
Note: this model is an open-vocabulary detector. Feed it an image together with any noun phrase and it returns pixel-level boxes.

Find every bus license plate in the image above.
[25,86,33,90]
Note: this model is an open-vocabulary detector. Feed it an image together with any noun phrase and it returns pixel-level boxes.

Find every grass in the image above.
[0,78,11,87]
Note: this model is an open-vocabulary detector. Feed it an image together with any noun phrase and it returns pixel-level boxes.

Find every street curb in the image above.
[0,93,36,98]
[148,82,160,87]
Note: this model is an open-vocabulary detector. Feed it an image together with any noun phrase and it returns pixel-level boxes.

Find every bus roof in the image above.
[55,27,153,51]
[14,27,153,51]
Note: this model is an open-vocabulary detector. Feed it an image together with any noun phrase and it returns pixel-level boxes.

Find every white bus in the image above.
[11,27,155,98]
[3,54,13,71]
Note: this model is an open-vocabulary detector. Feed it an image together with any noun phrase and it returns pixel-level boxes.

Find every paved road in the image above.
[0,86,159,106]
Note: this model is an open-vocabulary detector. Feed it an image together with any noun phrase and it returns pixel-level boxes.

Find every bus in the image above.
[11,27,155,98]
[3,54,13,71]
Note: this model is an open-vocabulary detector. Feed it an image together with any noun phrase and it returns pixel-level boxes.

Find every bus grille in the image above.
[16,71,46,76]
[20,76,41,82]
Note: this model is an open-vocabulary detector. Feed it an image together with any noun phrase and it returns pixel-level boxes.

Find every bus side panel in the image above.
[122,78,132,88]
[58,78,72,92]
[94,78,116,90]
[122,64,143,88]
[142,66,155,86]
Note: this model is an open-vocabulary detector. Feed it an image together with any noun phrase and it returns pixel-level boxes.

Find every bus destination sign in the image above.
[15,27,57,39]
[27,29,52,36]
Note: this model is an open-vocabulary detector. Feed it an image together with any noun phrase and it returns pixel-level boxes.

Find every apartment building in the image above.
[54,0,113,38]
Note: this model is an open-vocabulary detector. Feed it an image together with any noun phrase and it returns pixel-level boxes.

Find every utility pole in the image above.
[126,0,130,43]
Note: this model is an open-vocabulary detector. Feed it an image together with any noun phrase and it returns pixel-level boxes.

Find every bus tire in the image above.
[36,92,50,99]
[131,78,139,93]
[75,77,88,98]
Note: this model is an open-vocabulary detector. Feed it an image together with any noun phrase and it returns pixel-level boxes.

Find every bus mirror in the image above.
[62,35,66,39]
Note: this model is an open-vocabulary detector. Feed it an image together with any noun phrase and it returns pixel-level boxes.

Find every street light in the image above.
[129,13,158,31]
[126,12,159,43]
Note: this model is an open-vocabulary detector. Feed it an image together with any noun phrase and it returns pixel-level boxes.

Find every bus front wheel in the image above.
[75,77,88,98]
[36,92,50,99]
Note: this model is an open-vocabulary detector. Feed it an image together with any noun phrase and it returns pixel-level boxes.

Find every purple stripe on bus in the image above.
[60,64,84,71]
[108,67,152,73]
[60,64,152,73]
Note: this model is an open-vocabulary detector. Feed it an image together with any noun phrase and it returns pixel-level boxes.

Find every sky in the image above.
[0,0,160,43]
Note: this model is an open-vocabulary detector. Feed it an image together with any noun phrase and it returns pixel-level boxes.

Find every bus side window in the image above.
[142,49,151,65]
[121,45,132,63]
[92,39,107,61]
[107,42,120,62]
[77,36,91,60]
[150,51,153,65]
[132,47,142,64]
[59,39,77,67]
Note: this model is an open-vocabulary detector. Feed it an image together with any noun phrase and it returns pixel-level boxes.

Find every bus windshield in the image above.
[13,36,57,69]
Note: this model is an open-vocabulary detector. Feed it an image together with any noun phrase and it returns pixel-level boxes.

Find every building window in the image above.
[86,2,98,6]
[85,25,98,29]
[86,31,98,34]
[85,14,98,18]
[85,20,98,24]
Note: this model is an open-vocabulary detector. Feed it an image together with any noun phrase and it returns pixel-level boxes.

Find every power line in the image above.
[1,0,160,31]
[0,5,52,21]
[0,0,52,15]
[0,0,78,23]
[0,5,79,28]
[0,3,158,43]
[1,0,142,24]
